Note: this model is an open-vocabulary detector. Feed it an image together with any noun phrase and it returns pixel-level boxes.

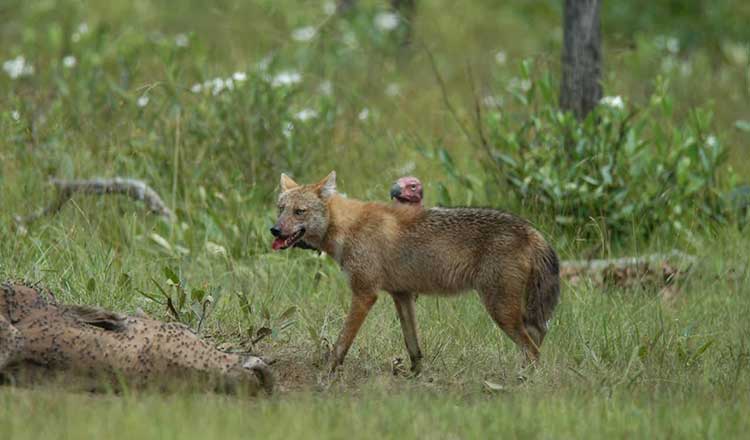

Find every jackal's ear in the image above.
[317,171,336,199]
[280,173,299,192]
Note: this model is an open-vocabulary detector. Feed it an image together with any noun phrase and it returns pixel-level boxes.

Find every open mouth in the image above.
[272,228,305,251]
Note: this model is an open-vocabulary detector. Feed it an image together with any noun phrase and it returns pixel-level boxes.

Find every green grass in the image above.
[2,0,750,438]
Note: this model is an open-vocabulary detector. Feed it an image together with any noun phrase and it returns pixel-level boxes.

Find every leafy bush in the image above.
[472,68,732,244]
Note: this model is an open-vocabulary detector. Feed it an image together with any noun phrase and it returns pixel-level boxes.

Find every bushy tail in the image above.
[524,243,560,348]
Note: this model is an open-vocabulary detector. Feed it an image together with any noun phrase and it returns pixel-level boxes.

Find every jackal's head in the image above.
[270,171,336,251]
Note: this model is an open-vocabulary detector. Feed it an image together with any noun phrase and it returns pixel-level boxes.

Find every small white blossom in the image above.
[666,37,680,54]
[3,56,34,79]
[232,71,247,82]
[257,56,272,71]
[318,80,333,96]
[72,23,89,42]
[175,33,189,47]
[482,95,503,107]
[706,135,718,148]
[396,161,416,175]
[343,31,358,48]
[292,26,317,42]
[190,83,203,93]
[295,108,318,121]
[358,108,370,121]
[282,122,294,138]
[272,70,302,87]
[137,95,150,107]
[62,55,77,68]
[224,78,234,91]
[374,12,400,31]
[210,78,225,95]
[385,83,401,97]
[600,95,625,110]
[495,50,507,65]
[11,110,20,122]
[661,57,676,72]
[680,61,693,77]
[520,79,532,92]
[323,1,336,15]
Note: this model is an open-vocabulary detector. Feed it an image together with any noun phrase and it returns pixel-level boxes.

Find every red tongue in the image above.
[272,237,286,250]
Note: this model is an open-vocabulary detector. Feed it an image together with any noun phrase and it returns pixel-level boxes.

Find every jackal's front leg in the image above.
[330,290,377,373]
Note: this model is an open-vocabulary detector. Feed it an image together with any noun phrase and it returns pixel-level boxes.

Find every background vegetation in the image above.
[1,0,749,438]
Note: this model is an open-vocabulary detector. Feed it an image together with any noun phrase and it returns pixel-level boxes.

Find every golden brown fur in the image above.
[273,172,560,374]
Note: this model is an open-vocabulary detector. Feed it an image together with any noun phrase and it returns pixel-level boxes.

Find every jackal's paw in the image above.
[391,357,408,376]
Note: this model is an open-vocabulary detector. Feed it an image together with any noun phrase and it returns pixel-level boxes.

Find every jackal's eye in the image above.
[294,208,306,216]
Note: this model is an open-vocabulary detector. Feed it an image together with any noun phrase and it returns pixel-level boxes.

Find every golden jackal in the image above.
[271,172,560,374]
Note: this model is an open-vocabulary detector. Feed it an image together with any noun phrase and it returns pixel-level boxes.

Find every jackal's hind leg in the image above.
[478,284,540,364]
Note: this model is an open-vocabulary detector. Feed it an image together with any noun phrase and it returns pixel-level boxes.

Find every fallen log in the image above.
[1,281,272,395]
[559,251,695,302]
[14,178,174,226]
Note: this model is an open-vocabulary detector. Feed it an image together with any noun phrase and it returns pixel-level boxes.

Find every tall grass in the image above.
[1,0,749,438]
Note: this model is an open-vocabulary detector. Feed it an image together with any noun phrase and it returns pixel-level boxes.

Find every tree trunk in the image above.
[560,0,602,120]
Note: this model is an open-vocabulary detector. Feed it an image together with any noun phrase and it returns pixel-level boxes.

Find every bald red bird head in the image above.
[390,176,423,206]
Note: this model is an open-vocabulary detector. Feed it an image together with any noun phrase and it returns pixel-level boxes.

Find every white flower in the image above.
[679,61,692,77]
[62,55,77,68]
[232,71,247,82]
[706,135,718,148]
[292,26,317,42]
[3,56,34,79]
[257,56,272,71]
[323,1,336,15]
[495,50,507,65]
[318,80,333,96]
[210,78,225,95]
[520,79,532,92]
[72,23,89,43]
[600,95,625,110]
[374,12,400,31]
[294,108,318,121]
[11,110,20,122]
[358,108,370,121]
[224,77,234,91]
[666,37,679,54]
[397,161,416,175]
[482,95,503,107]
[272,70,302,87]
[175,33,189,47]
[661,57,676,72]
[282,122,294,138]
[343,31,358,48]
[385,83,401,97]
[137,95,150,107]
[190,83,203,93]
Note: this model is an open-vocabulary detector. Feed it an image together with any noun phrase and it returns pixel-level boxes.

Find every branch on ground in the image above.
[560,251,695,302]
[14,178,174,226]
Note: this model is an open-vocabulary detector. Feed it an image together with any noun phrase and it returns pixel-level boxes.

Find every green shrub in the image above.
[474,68,731,244]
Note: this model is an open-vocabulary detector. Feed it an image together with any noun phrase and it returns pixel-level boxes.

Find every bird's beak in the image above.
[389,182,402,200]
